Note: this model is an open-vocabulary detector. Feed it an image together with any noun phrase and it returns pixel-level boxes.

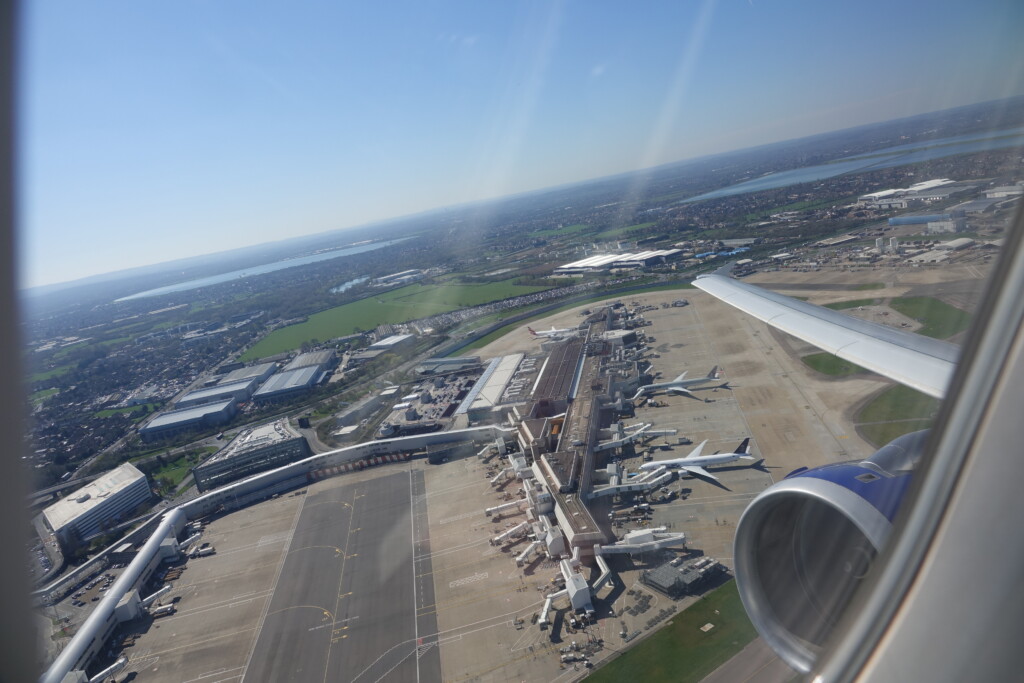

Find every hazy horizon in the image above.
[21,1,1024,288]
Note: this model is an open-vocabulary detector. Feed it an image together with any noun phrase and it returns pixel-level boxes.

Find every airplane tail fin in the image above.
[708,365,720,380]
[528,327,537,336]
[736,437,750,454]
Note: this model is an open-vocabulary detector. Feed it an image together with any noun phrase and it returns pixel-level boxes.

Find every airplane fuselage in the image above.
[639,451,747,472]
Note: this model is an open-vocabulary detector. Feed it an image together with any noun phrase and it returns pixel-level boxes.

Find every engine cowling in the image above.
[733,430,929,673]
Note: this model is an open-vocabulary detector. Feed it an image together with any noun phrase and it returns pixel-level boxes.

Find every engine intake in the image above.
[733,430,928,673]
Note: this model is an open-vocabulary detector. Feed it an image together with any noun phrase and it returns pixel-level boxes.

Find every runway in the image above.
[242,470,441,682]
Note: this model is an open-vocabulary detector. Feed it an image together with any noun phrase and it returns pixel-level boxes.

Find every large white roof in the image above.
[556,249,682,270]
[43,463,147,532]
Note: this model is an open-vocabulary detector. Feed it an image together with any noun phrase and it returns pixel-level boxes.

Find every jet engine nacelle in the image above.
[733,430,929,674]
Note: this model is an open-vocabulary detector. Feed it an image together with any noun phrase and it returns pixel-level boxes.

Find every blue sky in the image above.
[20,0,1024,288]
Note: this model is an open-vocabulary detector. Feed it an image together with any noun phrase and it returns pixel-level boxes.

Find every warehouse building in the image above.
[252,366,323,404]
[41,463,152,548]
[927,217,967,234]
[192,419,312,492]
[219,362,277,385]
[284,349,337,372]
[139,400,237,442]
[417,356,482,374]
[176,377,261,409]
[553,249,682,274]
[369,333,417,351]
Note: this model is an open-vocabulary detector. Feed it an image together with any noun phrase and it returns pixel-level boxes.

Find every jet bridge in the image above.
[593,423,650,453]
[538,588,568,629]
[491,521,530,545]
[588,466,673,500]
[485,498,527,517]
[596,528,687,555]
[489,467,512,485]
[515,539,543,566]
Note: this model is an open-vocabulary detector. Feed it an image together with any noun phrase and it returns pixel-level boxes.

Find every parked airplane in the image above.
[527,325,575,339]
[632,366,721,400]
[638,437,755,480]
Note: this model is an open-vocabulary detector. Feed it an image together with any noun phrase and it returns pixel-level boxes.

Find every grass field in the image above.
[888,296,971,339]
[859,419,933,447]
[801,352,866,377]
[454,282,696,354]
[855,384,941,447]
[29,364,74,383]
[585,580,756,683]
[149,448,217,489]
[593,221,656,239]
[242,279,550,360]
[30,387,59,405]
[857,384,940,424]
[824,298,879,310]
[529,223,590,237]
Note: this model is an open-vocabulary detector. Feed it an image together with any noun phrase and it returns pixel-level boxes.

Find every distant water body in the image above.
[117,239,407,301]
[683,126,1024,204]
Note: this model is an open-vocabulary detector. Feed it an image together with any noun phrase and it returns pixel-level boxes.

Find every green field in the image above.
[586,580,756,683]
[594,221,656,239]
[29,364,74,383]
[529,223,590,237]
[242,279,550,360]
[858,419,933,447]
[30,387,59,405]
[824,298,878,310]
[801,352,866,377]
[855,384,941,447]
[857,384,940,424]
[149,448,218,490]
[888,296,971,339]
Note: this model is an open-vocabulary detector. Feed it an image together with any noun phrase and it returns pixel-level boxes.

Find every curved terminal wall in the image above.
[42,425,512,682]
[41,509,186,683]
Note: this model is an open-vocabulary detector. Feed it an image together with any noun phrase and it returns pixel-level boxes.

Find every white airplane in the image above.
[638,437,755,479]
[527,325,576,339]
[632,365,722,400]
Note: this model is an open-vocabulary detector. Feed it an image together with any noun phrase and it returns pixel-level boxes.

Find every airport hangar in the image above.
[39,302,758,682]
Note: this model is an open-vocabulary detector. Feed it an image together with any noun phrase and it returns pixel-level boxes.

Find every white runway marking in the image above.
[448,571,488,589]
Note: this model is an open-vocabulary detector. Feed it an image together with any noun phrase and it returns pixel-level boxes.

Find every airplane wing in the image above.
[693,274,959,399]
[681,465,719,481]
[666,387,693,397]
[687,439,708,458]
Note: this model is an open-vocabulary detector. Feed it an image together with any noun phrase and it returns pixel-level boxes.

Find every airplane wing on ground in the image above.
[665,387,693,397]
[687,439,708,458]
[693,274,959,399]
[682,465,718,480]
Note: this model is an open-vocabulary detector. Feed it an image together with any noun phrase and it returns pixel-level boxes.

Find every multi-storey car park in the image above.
[37,284,892,682]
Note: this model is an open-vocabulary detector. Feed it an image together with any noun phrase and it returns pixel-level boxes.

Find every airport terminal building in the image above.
[40,463,152,548]
[192,419,312,492]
